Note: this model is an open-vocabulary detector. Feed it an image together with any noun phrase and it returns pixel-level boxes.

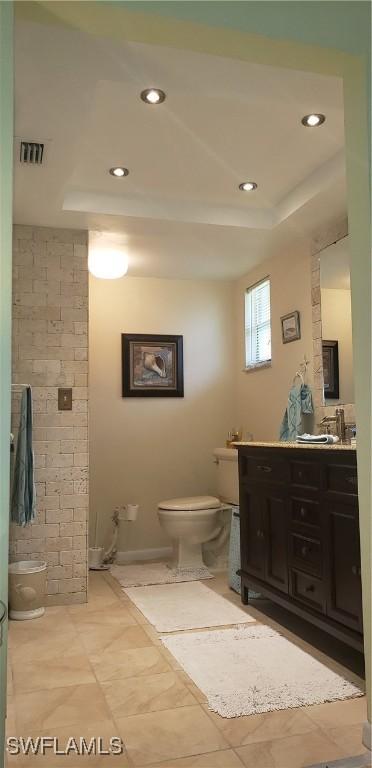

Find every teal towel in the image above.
[11,386,36,526]
[300,384,313,415]
[279,384,313,442]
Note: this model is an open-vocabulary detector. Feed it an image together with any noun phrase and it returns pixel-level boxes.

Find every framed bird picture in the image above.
[121,334,184,397]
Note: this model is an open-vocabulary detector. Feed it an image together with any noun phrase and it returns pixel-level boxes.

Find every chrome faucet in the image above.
[319,408,346,442]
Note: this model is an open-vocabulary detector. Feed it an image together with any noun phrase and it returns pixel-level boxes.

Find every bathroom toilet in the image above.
[203,447,239,569]
[157,495,222,569]
[212,447,239,506]
[157,448,240,570]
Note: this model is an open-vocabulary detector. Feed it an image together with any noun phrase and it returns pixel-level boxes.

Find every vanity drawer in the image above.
[291,497,320,529]
[290,461,321,489]
[243,455,289,485]
[291,569,325,613]
[290,533,322,576]
[325,464,358,496]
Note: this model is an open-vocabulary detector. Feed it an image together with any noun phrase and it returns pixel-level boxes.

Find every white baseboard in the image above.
[116,547,172,564]
[362,720,371,751]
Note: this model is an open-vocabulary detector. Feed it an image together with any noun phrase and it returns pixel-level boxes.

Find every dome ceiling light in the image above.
[239,181,258,192]
[88,233,129,280]
[301,113,326,127]
[140,88,166,105]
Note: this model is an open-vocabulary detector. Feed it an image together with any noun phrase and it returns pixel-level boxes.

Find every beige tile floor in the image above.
[5,570,368,768]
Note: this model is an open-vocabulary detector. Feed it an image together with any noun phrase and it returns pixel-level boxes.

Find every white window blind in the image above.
[245,278,271,367]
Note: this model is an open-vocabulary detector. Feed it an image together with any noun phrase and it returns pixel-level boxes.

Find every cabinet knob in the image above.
[298,470,303,479]
[300,507,306,518]
[257,465,272,473]
[305,584,315,593]
[351,565,358,576]
[301,545,309,557]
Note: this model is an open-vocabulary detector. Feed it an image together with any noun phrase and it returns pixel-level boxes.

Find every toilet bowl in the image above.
[157,495,222,569]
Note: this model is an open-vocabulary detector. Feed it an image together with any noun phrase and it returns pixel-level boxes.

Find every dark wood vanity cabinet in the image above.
[240,485,288,591]
[326,501,363,632]
[238,445,363,651]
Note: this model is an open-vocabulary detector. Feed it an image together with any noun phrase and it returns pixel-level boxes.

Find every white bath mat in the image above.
[161,625,364,718]
[111,562,213,588]
[123,581,254,632]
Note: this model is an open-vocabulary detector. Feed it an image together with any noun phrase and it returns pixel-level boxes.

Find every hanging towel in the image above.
[279,384,313,442]
[300,384,313,415]
[11,386,36,526]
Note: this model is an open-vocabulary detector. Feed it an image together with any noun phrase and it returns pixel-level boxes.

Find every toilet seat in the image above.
[158,495,221,511]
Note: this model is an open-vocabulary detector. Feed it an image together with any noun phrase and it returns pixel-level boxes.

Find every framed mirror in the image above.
[320,235,354,405]
[311,227,355,430]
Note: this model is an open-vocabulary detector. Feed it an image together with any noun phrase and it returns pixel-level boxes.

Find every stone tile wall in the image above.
[10,225,89,605]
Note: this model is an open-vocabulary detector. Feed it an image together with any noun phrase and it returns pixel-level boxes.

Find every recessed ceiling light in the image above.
[239,181,258,192]
[109,167,129,177]
[301,113,326,127]
[140,88,166,105]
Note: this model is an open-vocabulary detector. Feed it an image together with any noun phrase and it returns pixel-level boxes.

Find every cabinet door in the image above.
[239,487,265,579]
[326,503,363,632]
[263,490,289,593]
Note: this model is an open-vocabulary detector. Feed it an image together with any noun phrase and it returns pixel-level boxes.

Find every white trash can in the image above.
[8,560,47,620]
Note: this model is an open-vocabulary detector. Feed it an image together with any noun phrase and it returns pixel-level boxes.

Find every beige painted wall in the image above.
[321,287,354,405]
[89,275,235,555]
[235,242,314,441]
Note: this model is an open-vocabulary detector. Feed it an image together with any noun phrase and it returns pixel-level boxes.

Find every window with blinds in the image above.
[245,278,271,368]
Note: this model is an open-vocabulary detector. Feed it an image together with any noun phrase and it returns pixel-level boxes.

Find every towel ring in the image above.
[293,355,309,386]
[293,371,304,386]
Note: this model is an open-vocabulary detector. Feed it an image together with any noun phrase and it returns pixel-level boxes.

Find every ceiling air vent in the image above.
[19,141,44,165]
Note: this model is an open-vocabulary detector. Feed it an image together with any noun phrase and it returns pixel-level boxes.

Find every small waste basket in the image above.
[8,560,47,620]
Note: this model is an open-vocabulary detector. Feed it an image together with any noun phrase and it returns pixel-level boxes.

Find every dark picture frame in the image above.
[280,310,301,343]
[122,334,184,397]
[322,340,339,399]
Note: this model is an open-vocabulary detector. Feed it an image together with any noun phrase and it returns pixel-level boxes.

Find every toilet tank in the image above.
[213,448,239,505]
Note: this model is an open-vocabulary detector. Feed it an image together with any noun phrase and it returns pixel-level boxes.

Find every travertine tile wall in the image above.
[311,216,355,429]
[10,225,89,605]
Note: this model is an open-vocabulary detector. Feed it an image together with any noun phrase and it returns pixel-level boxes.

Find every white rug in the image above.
[111,562,213,587]
[123,581,254,632]
[161,625,364,718]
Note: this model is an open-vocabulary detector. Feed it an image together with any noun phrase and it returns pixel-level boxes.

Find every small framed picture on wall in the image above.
[281,311,301,344]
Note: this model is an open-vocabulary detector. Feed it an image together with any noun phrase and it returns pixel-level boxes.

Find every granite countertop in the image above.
[233,441,356,451]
